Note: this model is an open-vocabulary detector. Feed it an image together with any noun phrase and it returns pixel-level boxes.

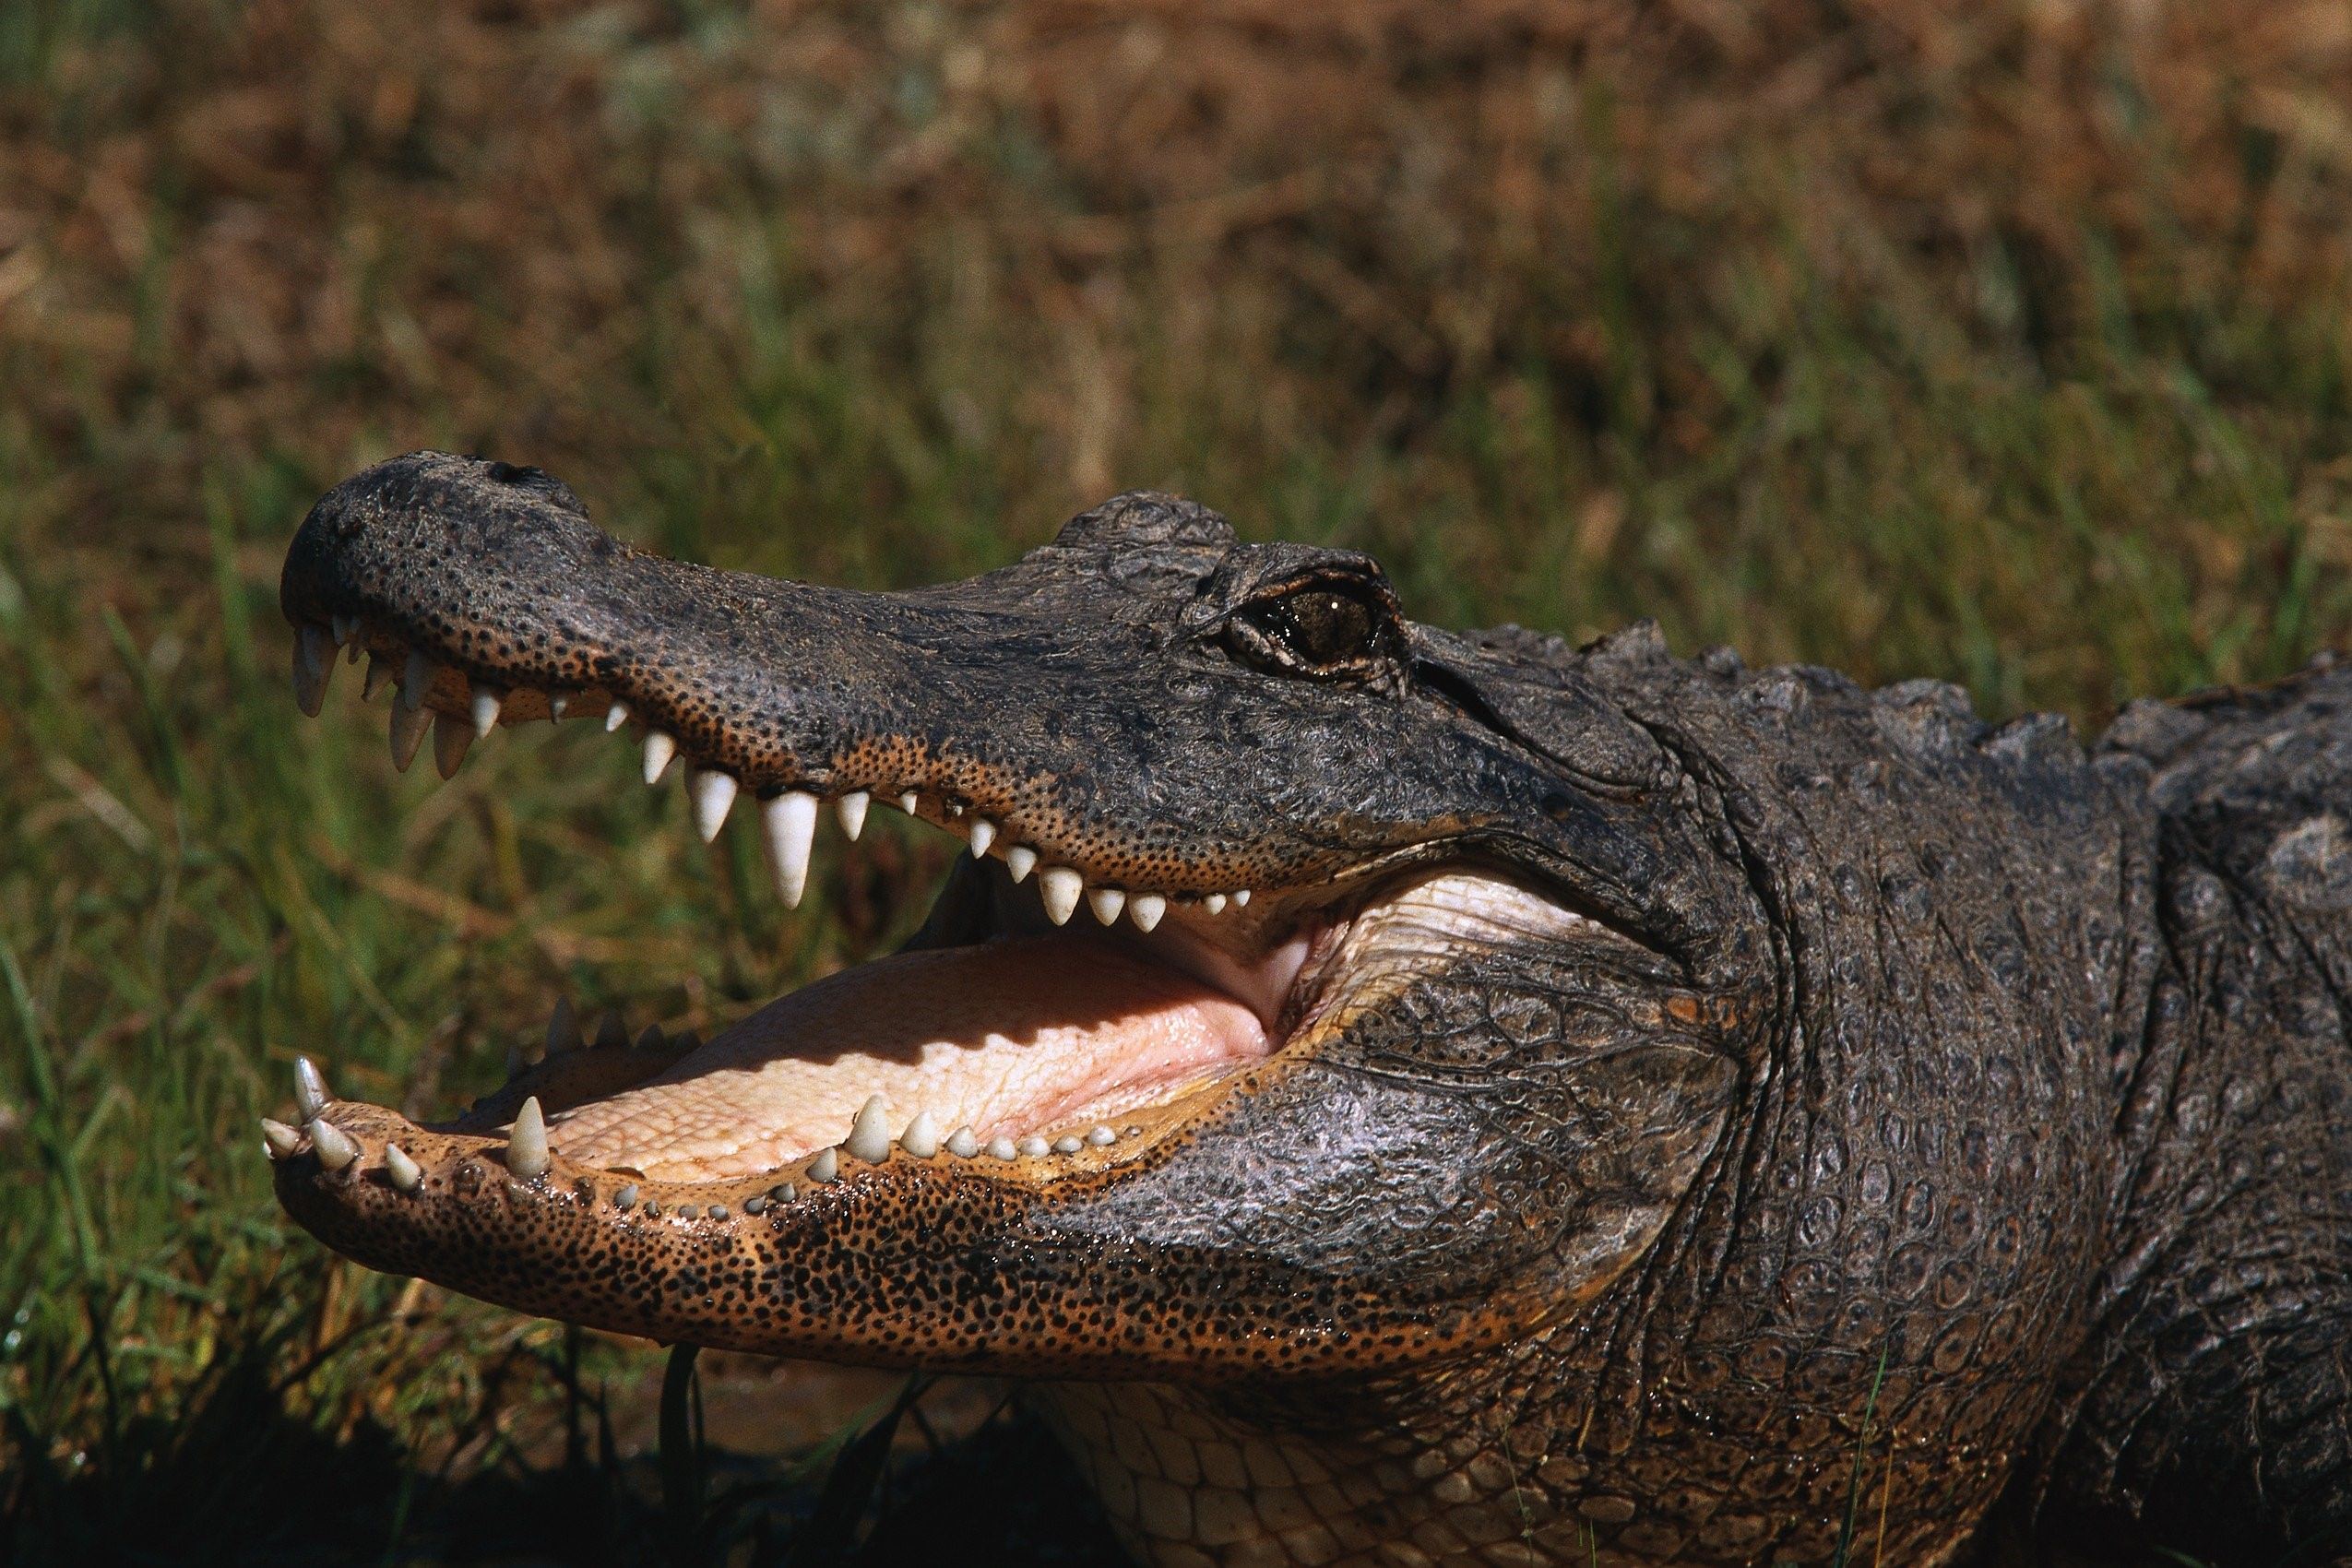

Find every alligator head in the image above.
[271,452,1775,1559]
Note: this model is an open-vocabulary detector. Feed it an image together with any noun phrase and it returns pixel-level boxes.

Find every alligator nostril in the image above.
[484,460,543,486]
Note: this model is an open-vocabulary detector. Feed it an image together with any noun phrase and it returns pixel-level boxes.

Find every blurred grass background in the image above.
[2,0,2349,1562]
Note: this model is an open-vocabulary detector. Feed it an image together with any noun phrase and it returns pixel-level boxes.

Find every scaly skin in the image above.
[270,452,2352,1565]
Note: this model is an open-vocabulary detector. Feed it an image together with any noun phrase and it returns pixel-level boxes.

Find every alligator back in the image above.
[2032,659,2352,1559]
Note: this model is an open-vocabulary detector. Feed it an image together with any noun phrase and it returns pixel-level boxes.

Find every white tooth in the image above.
[846,1095,892,1162]
[362,649,394,701]
[1004,846,1038,883]
[807,1148,839,1183]
[1087,885,1125,925]
[308,1118,360,1170]
[389,700,431,771]
[260,1118,301,1159]
[636,1025,665,1052]
[604,702,629,732]
[897,790,920,814]
[761,791,819,908]
[433,710,473,778]
[399,649,434,712]
[546,998,580,1054]
[593,1009,628,1050]
[691,770,738,842]
[1053,1134,1084,1155]
[1128,893,1166,932]
[899,1111,941,1159]
[548,694,568,721]
[293,624,332,717]
[1233,889,1252,906]
[642,731,677,784]
[1017,1135,1049,1158]
[986,1136,1018,1160]
[294,1057,329,1121]
[945,1126,979,1158]
[1039,866,1083,925]
[505,1096,550,1178]
[331,612,359,647]
[835,790,870,840]
[613,1183,639,1210]
[385,1142,422,1193]
[967,817,997,857]
[1087,1125,1116,1146]
[469,687,503,737]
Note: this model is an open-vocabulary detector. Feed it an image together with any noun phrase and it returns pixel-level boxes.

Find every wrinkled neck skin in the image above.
[270,453,2284,1565]
[1017,660,2156,1568]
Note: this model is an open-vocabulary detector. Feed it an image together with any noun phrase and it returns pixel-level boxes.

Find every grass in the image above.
[2,0,2349,1562]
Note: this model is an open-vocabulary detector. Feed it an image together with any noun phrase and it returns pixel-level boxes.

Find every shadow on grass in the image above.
[1,1336,1123,1568]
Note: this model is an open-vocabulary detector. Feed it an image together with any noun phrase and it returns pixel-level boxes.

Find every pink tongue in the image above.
[551,933,1269,1181]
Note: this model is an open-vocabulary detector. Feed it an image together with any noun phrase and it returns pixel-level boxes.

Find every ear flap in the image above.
[1411,624,1678,792]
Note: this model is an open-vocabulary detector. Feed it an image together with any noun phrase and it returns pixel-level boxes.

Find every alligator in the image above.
[266,451,2352,1566]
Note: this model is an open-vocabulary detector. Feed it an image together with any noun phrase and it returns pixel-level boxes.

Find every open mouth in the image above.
[275,612,1589,1220]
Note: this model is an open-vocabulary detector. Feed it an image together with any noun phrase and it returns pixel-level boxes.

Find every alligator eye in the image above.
[1228,578,1399,680]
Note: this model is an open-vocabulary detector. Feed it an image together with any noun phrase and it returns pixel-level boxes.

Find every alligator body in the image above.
[269,452,2352,1565]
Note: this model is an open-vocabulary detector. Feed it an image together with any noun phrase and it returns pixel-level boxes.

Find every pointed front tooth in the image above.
[545,998,580,1055]
[505,1096,550,1178]
[594,1009,628,1050]
[642,731,676,784]
[985,1136,1018,1160]
[1017,1135,1050,1158]
[293,624,333,716]
[899,1111,941,1159]
[691,770,738,842]
[1201,893,1228,914]
[807,1147,839,1183]
[399,649,434,712]
[1087,885,1125,925]
[547,693,568,721]
[469,687,504,737]
[308,1118,358,1171]
[897,790,920,814]
[835,790,869,840]
[1004,846,1038,883]
[1128,893,1166,932]
[331,612,359,647]
[965,817,998,858]
[1087,1124,1116,1146]
[761,791,820,908]
[1039,866,1083,925]
[385,1142,422,1193]
[294,1056,329,1121]
[945,1125,979,1158]
[604,701,629,732]
[260,1118,301,1159]
[433,710,473,778]
[1232,889,1252,906]
[362,649,394,700]
[389,699,431,771]
[846,1094,892,1162]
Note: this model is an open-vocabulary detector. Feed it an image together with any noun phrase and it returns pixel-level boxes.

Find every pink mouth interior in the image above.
[550,932,1277,1181]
